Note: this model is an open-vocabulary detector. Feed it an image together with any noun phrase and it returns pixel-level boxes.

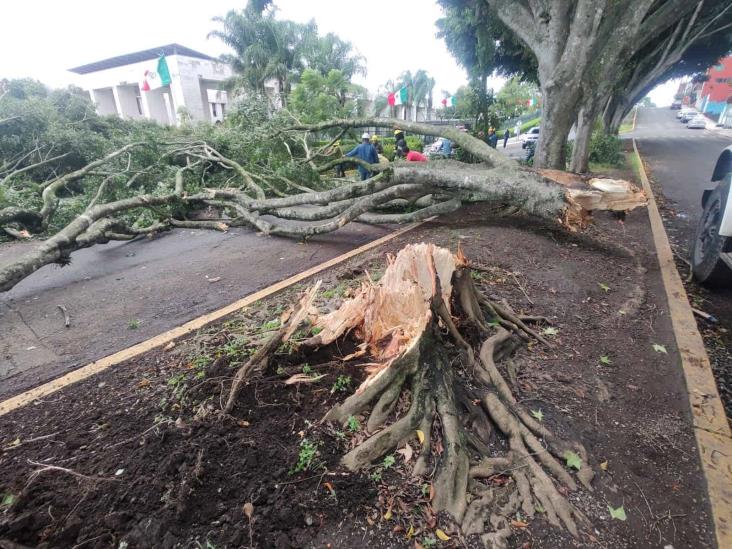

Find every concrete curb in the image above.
[0,220,429,417]
[633,139,731,548]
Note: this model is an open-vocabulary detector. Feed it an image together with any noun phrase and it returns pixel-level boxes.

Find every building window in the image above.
[211,103,218,117]
[135,96,143,115]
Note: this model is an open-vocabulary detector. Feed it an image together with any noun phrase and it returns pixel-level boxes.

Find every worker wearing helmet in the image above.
[345,132,379,180]
[394,128,407,159]
[370,134,384,155]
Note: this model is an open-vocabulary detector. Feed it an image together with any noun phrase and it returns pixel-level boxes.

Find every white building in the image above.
[69,44,233,125]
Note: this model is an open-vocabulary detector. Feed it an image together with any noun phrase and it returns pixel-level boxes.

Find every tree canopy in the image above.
[437,0,732,171]
[209,2,365,106]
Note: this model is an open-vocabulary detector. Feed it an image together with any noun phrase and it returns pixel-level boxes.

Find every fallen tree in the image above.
[224,243,595,543]
[0,118,646,292]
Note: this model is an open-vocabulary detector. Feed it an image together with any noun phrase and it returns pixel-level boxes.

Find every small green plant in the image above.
[470,270,484,281]
[128,319,140,330]
[330,375,352,394]
[1,493,16,508]
[346,415,360,432]
[382,454,396,469]
[222,337,249,358]
[261,318,280,331]
[167,373,186,387]
[369,269,384,283]
[322,281,349,299]
[302,363,313,375]
[276,366,285,375]
[333,430,346,441]
[422,536,437,548]
[291,439,319,474]
[311,326,323,336]
[370,470,382,482]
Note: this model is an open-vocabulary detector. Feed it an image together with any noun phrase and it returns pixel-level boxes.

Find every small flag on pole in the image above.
[441,96,457,107]
[142,56,172,91]
[388,87,409,106]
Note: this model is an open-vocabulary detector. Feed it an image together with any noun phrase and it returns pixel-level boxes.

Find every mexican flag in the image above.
[142,56,172,91]
[441,96,457,107]
[388,87,408,106]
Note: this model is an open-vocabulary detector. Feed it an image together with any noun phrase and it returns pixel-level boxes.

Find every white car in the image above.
[677,108,696,120]
[520,126,540,149]
[687,115,707,129]
[691,146,732,285]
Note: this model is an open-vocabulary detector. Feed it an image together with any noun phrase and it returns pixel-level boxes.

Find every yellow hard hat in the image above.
[394,129,402,135]
[371,135,379,141]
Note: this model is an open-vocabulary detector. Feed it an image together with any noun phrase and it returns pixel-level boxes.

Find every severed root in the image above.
[271,244,595,543]
[223,281,320,413]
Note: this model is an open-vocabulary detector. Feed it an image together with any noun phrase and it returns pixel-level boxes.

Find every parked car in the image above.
[680,109,698,123]
[670,101,682,109]
[677,108,696,120]
[520,126,540,149]
[690,146,732,285]
[687,115,707,129]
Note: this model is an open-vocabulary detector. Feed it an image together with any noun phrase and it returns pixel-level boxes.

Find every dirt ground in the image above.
[0,196,716,548]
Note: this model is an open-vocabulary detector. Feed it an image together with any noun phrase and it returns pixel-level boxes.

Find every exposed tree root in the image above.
[228,243,596,545]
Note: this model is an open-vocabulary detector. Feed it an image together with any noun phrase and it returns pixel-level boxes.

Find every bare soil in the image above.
[0,199,715,548]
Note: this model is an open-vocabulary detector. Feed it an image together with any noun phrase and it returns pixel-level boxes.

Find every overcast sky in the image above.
[2,0,675,105]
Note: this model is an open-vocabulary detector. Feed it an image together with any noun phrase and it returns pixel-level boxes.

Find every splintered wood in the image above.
[308,243,455,370]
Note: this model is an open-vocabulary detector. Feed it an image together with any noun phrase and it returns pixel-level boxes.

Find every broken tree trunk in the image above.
[0,119,647,294]
[225,243,595,543]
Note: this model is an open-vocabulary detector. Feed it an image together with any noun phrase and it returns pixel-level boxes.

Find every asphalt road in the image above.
[632,107,732,249]
[0,222,393,398]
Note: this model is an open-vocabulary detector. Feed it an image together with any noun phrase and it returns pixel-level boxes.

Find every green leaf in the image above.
[1,493,15,507]
[599,355,611,365]
[598,283,610,292]
[531,409,544,422]
[608,505,627,521]
[564,450,582,471]
[542,327,559,336]
[652,343,667,354]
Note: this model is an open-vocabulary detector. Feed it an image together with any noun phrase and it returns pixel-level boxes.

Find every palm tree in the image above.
[302,30,366,82]
[209,8,308,106]
[412,70,435,121]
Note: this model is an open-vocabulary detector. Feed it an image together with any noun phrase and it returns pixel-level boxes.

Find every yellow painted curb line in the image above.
[633,139,731,547]
[0,221,429,417]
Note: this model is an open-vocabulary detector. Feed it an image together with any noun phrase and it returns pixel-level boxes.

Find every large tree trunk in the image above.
[569,104,597,173]
[487,0,696,170]
[534,85,579,170]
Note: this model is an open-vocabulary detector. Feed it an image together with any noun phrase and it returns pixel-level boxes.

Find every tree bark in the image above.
[569,104,597,173]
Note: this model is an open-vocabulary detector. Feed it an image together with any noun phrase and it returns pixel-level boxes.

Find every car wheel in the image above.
[691,181,732,286]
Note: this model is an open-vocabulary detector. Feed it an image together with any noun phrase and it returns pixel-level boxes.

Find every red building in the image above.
[696,55,732,115]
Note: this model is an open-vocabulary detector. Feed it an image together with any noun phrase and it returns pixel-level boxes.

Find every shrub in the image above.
[588,132,623,165]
